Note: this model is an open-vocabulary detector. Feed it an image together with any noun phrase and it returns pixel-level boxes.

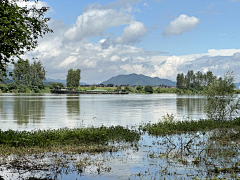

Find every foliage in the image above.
[0,84,8,92]
[0,0,53,79]
[124,84,134,93]
[13,59,46,88]
[17,84,26,93]
[66,69,81,88]
[139,114,240,136]
[204,71,240,121]
[136,86,143,91]
[90,84,96,90]
[7,82,17,91]
[30,60,46,87]
[107,83,114,87]
[176,70,216,91]
[0,125,140,148]
[144,85,153,93]
[29,85,40,93]
[48,82,65,89]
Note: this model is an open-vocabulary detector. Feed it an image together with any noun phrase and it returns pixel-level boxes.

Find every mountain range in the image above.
[101,74,176,86]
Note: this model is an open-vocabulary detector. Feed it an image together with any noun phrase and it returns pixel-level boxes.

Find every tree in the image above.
[13,59,30,85]
[204,71,240,121]
[29,60,46,87]
[144,85,153,93]
[66,69,81,88]
[136,86,143,91]
[0,0,53,79]
[107,83,114,87]
[90,84,96,90]
[176,73,184,89]
[13,59,46,88]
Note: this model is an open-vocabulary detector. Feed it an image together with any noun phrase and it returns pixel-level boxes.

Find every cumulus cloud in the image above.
[64,4,132,42]
[19,1,240,83]
[163,14,201,36]
[115,21,148,45]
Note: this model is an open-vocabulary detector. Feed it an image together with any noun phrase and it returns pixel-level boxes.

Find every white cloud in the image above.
[143,2,150,9]
[233,52,240,60]
[58,56,77,68]
[163,14,201,36]
[115,21,148,45]
[64,5,132,41]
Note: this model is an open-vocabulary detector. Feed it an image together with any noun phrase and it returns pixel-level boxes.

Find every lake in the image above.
[3,93,224,180]
[0,93,206,131]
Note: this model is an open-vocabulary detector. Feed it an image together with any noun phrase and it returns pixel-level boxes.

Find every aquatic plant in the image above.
[0,125,140,149]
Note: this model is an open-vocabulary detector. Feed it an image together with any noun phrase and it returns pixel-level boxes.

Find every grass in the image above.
[0,125,140,155]
[139,114,240,136]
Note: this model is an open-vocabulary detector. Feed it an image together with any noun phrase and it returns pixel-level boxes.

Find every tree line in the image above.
[176,70,216,91]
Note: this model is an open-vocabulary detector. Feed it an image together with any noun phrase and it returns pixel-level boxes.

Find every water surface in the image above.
[0,93,206,130]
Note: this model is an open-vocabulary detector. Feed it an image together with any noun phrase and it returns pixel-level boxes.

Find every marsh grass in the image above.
[0,126,140,154]
[139,115,240,136]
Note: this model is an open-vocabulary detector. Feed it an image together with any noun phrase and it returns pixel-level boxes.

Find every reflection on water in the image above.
[0,93,207,131]
[67,96,80,121]
[176,94,206,120]
[14,94,45,125]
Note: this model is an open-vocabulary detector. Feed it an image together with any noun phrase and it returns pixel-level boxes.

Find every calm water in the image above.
[0,93,206,131]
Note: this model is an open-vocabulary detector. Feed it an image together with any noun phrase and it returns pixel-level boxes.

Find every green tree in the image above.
[66,69,81,88]
[13,59,46,88]
[144,85,153,93]
[204,71,240,121]
[107,83,114,87]
[0,0,53,79]
[176,73,184,89]
[29,60,46,88]
[136,86,143,91]
[90,84,96,90]
[13,59,30,86]
[7,82,17,91]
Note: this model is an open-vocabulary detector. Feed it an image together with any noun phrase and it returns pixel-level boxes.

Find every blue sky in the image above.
[21,0,240,83]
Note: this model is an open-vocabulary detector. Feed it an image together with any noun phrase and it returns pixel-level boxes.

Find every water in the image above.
[1,93,216,180]
[0,93,206,131]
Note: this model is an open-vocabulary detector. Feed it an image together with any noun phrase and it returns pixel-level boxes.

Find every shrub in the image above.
[144,85,153,93]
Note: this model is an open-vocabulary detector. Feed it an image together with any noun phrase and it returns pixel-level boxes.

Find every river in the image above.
[0,93,206,131]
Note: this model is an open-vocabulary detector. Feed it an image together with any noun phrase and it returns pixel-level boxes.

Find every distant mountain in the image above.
[101,74,176,86]
[43,78,88,86]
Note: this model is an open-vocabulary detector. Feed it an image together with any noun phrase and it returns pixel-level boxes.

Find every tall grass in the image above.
[139,116,240,136]
[0,126,140,148]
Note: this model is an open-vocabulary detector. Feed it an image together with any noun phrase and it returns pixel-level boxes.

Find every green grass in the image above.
[139,117,240,136]
[0,125,140,148]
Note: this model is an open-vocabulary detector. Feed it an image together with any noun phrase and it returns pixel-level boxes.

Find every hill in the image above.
[101,74,176,86]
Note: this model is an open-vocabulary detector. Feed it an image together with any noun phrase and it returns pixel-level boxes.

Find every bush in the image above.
[7,82,18,91]
[0,84,8,92]
[17,84,26,93]
[29,86,40,93]
[144,85,153,93]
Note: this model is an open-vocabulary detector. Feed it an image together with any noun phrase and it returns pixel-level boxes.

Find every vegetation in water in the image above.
[0,126,140,151]
[139,114,240,136]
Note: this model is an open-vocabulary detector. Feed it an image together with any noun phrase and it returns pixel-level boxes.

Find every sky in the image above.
[19,0,240,83]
